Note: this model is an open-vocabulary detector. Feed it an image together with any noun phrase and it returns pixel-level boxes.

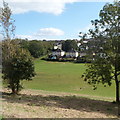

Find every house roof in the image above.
[54,42,62,46]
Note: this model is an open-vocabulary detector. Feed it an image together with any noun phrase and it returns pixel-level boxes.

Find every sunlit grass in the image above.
[22,59,115,100]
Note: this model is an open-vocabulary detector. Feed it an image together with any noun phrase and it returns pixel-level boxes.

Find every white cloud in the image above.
[35,28,64,36]
[16,35,34,40]
[0,0,79,15]
[16,27,64,40]
[0,0,113,15]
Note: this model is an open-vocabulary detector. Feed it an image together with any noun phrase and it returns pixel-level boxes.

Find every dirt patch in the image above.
[1,89,119,118]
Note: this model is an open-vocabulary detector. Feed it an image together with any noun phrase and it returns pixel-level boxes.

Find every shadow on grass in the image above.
[1,90,119,117]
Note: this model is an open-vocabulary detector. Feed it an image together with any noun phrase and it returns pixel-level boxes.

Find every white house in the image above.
[66,50,79,58]
[79,52,87,57]
[52,49,65,57]
[53,43,62,50]
[77,43,81,47]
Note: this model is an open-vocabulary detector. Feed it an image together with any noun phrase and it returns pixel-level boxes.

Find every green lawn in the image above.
[22,59,116,99]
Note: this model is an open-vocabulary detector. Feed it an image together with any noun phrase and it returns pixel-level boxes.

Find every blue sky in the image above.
[0,0,114,40]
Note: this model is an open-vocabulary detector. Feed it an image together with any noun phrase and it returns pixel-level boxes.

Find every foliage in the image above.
[0,1,15,40]
[2,44,35,93]
[1,1,35,94]
[28,40,44,58]
[18,39,29,49]
[19,39,54,58]
[62,40,78,52]
[81,1,120,102]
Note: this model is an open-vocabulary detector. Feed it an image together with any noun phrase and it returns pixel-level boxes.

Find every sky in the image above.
[0,0,114,40]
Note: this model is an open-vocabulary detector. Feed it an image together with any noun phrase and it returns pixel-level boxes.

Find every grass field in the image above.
[22,59,116,100]
[2,59,119,118]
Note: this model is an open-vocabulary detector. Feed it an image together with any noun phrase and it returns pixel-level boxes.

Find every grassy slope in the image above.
[2,89,118,118]
[23,59,115,100]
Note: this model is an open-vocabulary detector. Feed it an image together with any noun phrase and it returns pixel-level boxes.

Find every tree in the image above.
[0,1,15,40]
[19,40,54,58]
[81,1,120,102]
[28,40,45,58]
[18,39,30,50]
[2,46,35,94]
[62,40,78,52]
[0,1,35,94]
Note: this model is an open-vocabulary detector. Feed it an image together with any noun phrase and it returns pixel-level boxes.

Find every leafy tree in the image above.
[28,40,45,58]
[0,1,35,94]
[20,40,54,58]
[62,40,78,52]
[41,40,54,54]
[19,39,29,50]
[81,1,120,102]
[2,45,35,94]
[0,1,15,40]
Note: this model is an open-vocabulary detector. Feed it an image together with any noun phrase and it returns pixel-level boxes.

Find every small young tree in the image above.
[0,1,35,94]
[2,46,35,94]
[81,1,120,103]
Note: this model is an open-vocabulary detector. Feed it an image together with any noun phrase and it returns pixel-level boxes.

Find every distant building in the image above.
[77,43,81,47]
[53,43,62,50]
[52,49,65,57]
[66,50,79,58]
[79,52,87,57]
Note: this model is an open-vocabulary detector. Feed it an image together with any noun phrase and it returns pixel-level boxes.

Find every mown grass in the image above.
[22,59,116,100]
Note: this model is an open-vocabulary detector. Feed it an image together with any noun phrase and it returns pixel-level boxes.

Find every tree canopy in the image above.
[1,1,35,94]
[81,1,120,103]
[62,40,78,52]
[19,39,54,58]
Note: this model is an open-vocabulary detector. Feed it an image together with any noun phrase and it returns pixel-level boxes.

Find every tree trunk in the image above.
[11,83,16,94]
[16,81,19,94]
[11,82,17,94]
[115,73,119,103]
[10,80,20,94]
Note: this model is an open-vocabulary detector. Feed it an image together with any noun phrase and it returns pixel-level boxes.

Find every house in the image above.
[79,52,86,57]
[66,50,79,58]
[77,42,81,47]
[53,43,62,50]
[52,49,65,57]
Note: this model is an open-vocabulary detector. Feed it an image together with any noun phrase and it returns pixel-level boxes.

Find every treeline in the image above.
[13,39,79,58]
[15,39,55,58]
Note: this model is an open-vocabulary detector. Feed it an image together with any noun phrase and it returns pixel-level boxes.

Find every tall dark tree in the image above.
[81,1,120,103]
[62,40,78,52]
[0,1,35,94]
[28,40,45,58]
